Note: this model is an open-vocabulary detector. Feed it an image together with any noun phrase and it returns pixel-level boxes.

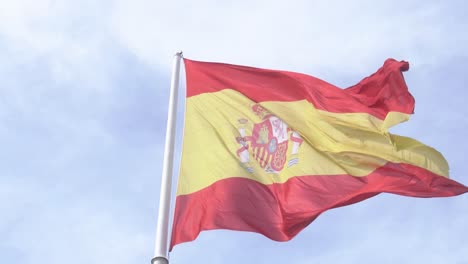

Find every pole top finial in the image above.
[175,51,183,57]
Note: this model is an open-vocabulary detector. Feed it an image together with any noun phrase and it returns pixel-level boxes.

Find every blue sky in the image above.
[1,1,467,263]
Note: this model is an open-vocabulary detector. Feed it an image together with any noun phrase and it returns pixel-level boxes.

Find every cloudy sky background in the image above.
[1,0,467,263]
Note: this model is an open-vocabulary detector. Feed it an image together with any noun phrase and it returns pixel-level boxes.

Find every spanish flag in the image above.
[170,58,468,250]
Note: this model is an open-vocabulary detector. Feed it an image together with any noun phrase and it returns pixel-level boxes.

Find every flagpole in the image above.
[152,51,183,264]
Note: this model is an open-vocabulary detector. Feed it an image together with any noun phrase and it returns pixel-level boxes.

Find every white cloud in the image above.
[0,0,115,98]
[109,0,468,73]
[4,0,466,76]
[2,190,151,264]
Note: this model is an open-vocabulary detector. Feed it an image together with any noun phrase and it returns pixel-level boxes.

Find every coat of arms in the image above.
[236,104,303,174]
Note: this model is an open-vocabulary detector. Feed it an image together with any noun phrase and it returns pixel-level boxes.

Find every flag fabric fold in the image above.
[170,58,468,250]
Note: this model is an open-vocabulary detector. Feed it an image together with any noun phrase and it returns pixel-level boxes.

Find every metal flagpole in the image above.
[151,51,183,264]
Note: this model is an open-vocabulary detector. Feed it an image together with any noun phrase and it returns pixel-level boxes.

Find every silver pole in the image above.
[152,51,183,264]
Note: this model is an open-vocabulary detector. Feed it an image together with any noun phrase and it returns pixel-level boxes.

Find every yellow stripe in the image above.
[177,89,448,195]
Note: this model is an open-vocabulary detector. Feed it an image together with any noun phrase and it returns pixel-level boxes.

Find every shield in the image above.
[250,116,289,172]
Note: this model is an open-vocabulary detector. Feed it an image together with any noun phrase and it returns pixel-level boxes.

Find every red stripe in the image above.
[170,163,467,250]
[184,59,414,120]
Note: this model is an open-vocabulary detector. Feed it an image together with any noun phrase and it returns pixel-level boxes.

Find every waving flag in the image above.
[170,58,468,250]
